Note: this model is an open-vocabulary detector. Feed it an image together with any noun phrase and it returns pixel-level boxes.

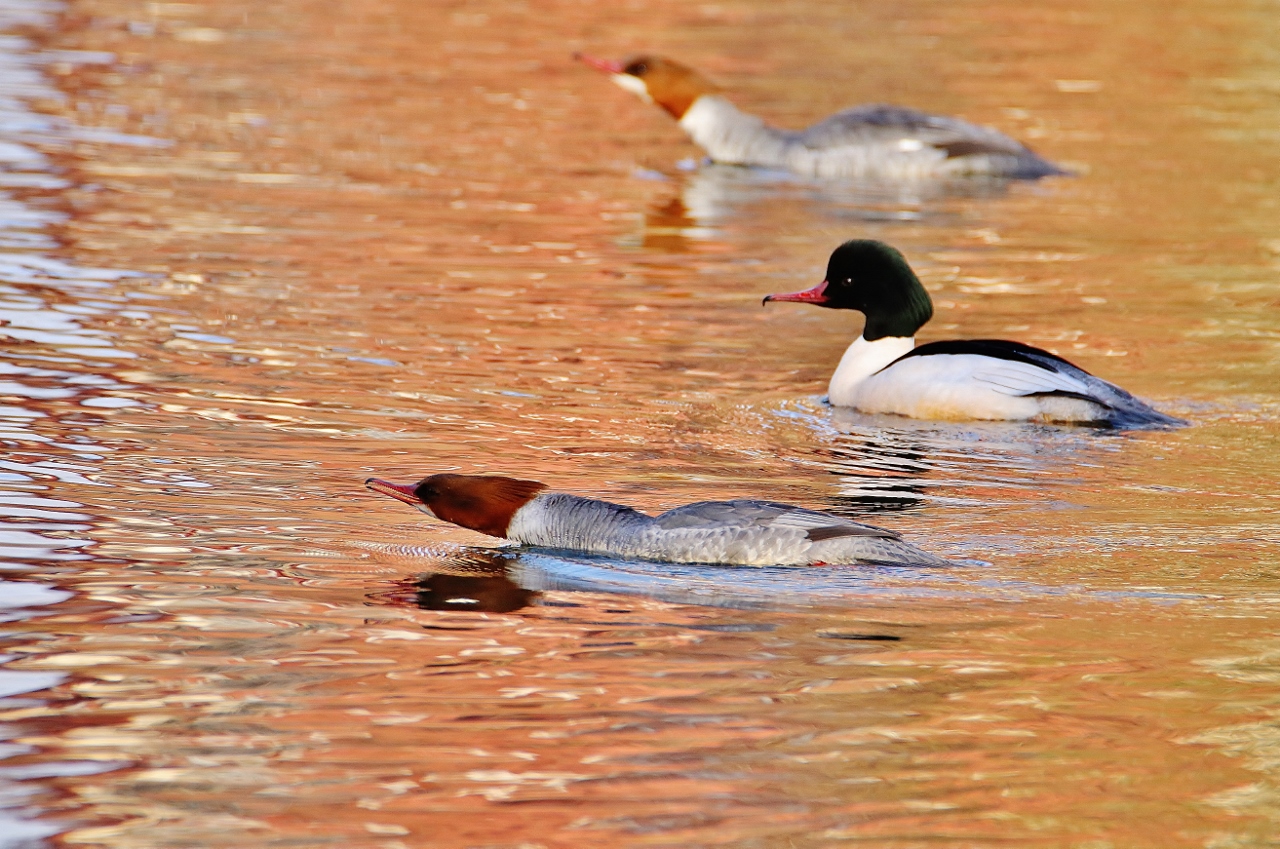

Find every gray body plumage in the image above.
[678,96,1063,180]
[505,492,949,567]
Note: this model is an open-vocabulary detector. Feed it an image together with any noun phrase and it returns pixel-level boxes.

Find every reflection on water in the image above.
[368,548,541,613]
[0,0,174,839]
[0,0,1275,845]
[795,403,1136,512]
[412,570,537,613]
[674,162,1030,231]
[366,538,1209,618]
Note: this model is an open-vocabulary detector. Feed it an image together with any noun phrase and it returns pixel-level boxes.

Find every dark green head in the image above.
[764,240,934,340]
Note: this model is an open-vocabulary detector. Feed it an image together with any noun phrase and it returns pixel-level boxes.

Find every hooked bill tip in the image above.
[763,280,831,306]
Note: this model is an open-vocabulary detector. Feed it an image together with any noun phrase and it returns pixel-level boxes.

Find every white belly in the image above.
[855,364,1044,420]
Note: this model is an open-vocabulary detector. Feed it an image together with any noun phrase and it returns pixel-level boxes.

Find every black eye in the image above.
[624,61,649,77]
[414,483,437,500]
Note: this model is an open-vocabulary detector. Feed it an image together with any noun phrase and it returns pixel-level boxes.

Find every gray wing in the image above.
[654,499,900,541]
[799,104,1030,154]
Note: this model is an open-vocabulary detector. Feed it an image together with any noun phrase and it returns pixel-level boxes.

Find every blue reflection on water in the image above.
[0,0,168,841]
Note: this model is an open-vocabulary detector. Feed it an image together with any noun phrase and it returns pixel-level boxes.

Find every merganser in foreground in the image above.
[575,53,1064,180]
[366,473,949,567]
[765,240,1184,426]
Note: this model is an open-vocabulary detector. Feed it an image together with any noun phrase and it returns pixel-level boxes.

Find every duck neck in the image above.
[677,95,792,166]
[828,335,915,407]
[505,492,654,552]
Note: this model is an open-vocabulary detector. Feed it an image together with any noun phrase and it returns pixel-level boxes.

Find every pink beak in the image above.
[366,478,421,506]
[573,52,624,75]
[763,280,831,306]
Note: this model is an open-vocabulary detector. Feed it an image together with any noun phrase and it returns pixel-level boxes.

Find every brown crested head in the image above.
[578,53,720,119]
[367,473,547,539]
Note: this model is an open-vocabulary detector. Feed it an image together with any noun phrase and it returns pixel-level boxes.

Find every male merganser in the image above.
[575,53,1064,180]
[366,473,949,567]
[764,240,1183,426]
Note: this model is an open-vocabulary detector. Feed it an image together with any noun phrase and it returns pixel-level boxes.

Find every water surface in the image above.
[1,0,1279,846]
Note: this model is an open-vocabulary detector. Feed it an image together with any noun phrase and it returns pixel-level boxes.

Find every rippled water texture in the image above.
[1,0,1278,845]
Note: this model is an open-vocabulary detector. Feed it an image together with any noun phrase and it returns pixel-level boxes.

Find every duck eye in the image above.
[625,61,649,76]
[414,483,437,500]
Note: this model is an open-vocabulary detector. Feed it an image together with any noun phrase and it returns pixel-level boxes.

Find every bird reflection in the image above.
[633,162,1030,253]
[376,549,539,613]
[675,163,1020,230]
[807,408,1110,516]
[366,542,962,613]
[818,419,944,513]
[414,571,537,613]
[639,196,714,252]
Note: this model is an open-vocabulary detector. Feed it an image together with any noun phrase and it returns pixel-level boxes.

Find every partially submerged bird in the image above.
[366,473,949,567]
[575,53,1064,180]
[765,240,1183,426]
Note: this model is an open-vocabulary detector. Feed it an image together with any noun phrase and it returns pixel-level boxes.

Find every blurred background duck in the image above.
[576,53,1065,180]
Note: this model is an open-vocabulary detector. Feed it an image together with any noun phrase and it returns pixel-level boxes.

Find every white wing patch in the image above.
[851,352,1113,421]
[875,353,1093,398]
[967,358,1093,397]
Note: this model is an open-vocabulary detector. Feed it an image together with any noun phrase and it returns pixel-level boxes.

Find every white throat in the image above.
[677,95,787,165]
[828,335,915,407]
[611,73,652,103]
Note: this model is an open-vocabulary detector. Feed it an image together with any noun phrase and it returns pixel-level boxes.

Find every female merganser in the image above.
[575,53,1064,180]
[764,240,1183,426]
[366,473,949,567]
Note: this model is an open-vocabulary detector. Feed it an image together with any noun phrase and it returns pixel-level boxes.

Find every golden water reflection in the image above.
[0,0,1276,845]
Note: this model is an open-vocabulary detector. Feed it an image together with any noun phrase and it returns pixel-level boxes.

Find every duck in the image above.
[366,473,949,567]
[574,53,1064,180]
[764,240,1183,426]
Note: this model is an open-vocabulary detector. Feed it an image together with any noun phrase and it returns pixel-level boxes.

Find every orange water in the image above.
[1,0,1278,846]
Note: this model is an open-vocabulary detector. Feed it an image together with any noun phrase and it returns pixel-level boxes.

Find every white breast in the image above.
[678,96,791,166]
[827,336,916,408]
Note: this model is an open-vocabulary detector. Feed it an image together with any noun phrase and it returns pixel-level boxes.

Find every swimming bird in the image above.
[575,53,1064,180]
[366,473,949,567]
[764,240,1183,426]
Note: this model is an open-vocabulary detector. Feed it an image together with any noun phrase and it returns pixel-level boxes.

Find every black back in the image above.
[891,338,1090,374]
